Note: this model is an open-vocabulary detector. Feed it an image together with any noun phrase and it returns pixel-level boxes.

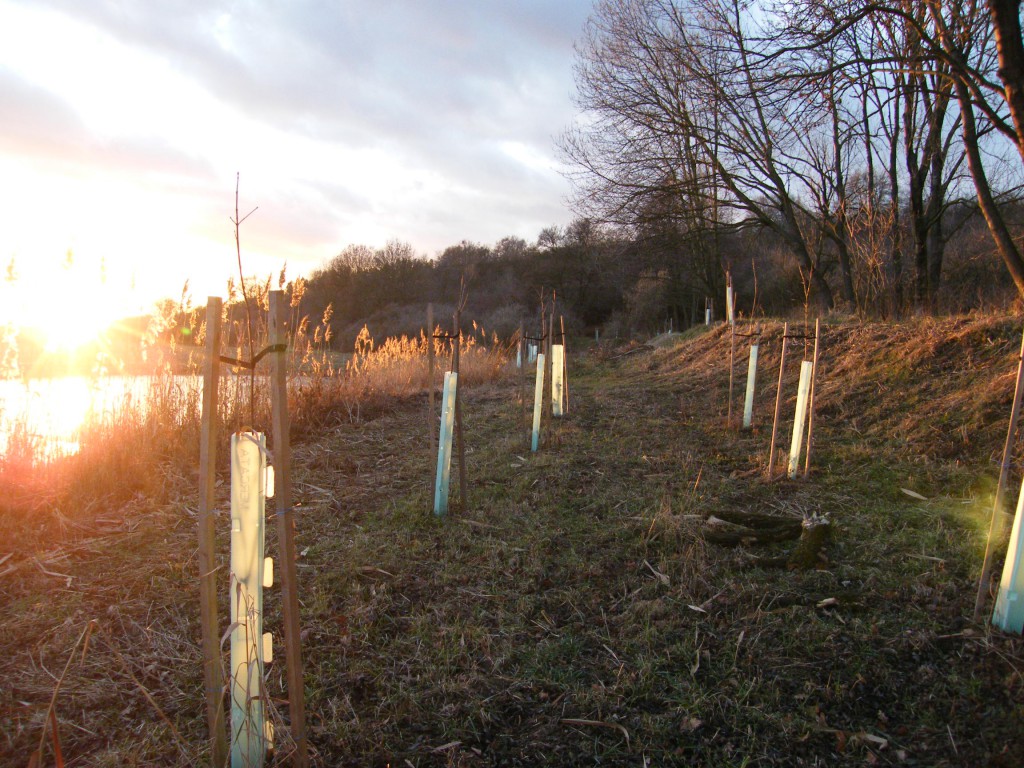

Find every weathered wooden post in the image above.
[198,297,227,768]
[560,316,569,416]
[428,303,436,459]
[452,295,468,510]
[728,323,736,427]
[545,292,555,425]
[268,291,308,767]
[519,321,527,425]
[767,323,789,480]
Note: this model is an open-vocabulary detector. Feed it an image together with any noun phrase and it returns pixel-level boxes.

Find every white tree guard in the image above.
[532,353,545,452]
[787,361,814,479]
[551,344,565,418]
[994,478,1024,634]
[743,344,759,429]
[230,432,270,767]
[433,372,458,516]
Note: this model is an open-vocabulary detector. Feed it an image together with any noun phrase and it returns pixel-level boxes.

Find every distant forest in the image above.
[294,205,1016,352]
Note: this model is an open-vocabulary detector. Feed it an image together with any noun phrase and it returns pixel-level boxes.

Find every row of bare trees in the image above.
[561,0,1024,312]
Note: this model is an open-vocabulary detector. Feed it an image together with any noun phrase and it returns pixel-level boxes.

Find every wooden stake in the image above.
[545,293,555,427]
[803,318,821,478]
[427,303,436,460]
[269,291,309,767]
[975,327,1024,621]
[727,323,736,428]
[198,297,227,768]
[519,321,526,425]
[767,322,789,481]
[452,287,468,510]
[560,316,569,415]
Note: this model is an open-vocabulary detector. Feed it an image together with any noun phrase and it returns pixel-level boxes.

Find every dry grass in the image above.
[292,323,513,430]
[3,313,1024,766]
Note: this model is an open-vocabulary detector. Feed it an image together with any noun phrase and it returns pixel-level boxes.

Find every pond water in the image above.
[0,375,208,457]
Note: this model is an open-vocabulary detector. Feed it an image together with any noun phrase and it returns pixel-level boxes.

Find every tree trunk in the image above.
[989,0,1024,165]
[957,79,1024,297]
[926,167,946,308]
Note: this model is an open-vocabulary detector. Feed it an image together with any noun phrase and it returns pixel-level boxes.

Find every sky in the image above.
[0,0,593,324]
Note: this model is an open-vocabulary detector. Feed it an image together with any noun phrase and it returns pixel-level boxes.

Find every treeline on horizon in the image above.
[294,203,1015,352]
[4,196,1017,380]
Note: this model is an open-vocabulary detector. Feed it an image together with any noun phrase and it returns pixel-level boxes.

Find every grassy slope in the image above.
[2,314,1024,766]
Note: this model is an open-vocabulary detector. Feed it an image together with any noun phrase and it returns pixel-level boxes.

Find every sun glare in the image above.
[0,250,136,377]
[33,299,112,356]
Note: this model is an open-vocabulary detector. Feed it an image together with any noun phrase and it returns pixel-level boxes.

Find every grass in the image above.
[2,314,1024,766]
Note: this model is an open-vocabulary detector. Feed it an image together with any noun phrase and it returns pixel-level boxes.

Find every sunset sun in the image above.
[0,252,136,375]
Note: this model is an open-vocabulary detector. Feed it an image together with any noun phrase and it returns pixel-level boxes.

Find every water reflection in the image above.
[0,375,204,458]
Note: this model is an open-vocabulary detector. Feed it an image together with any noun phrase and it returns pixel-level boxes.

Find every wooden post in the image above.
[545,293,555,426]
[727,323,736,428]
[560,316,569,416]
[428,304,436,457]
[198,297,227,768]
[519,321,526,425]
[975,327,1024,621]
[803,318,821,478]
[452,301,468,510]
[767,322,789,481]
[268,291,309,767]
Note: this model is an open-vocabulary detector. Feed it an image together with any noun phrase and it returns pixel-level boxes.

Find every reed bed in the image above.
[291,321,514,429]
[0,317,514,554]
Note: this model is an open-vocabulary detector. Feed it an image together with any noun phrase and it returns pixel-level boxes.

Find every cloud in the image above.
[0,67,88,155]
[0,0,594,302]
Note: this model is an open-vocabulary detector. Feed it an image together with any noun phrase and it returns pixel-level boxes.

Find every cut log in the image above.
[703,511,832,569]
[702,510,803,546]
